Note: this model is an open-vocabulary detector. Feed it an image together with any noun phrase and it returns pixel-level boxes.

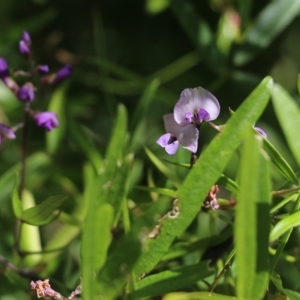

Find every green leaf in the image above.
[0,152,52,204]
[133,76,273,279]
[271,84,300,167]
[68,119,103,171]
[134,261,214,298]
[135,186,177,198]
[217,174,239,194]
[105,103,127,161]
[21,194,67,226]
[234,0,300,65]
[262,137,298,185]
[130,78,160,129]
[162,292,237,300]
[235,130,271,299]
[283,289,300,300]
[82,203,114,300]
[145,147,181,187]
[270,208,300,242]
[11,173,23,218]
[47,85,68,154]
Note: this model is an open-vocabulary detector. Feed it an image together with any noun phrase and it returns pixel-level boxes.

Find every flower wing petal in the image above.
[163,113,184,137]
[177,124,199,153]
[156,133,172,147]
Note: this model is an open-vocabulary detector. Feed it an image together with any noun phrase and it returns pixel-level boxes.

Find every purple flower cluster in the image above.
[156,87,220,155]
[0,30,73,145]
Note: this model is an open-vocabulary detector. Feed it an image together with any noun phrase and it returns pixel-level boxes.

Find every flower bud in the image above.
[37,65,49,75]
[22,31,31,46]
[53,64,73,83]
[34,112,59,131]
[17,82,35,103]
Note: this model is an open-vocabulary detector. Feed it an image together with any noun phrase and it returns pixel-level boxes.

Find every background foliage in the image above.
[1,0,300,299]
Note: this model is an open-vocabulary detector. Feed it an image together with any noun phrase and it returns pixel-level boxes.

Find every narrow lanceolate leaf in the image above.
[82,203,114,300]
[21,194,67,226]
[271,84,300,167]
[235,130,271,299]
[135,186,177,198]
[134,261,214,298]
[11,173,23,218]
[47,85,68,154]
[133,76,273,279]
[270,208,300,242]
[162,292,237,300]
[234,0,300,66]
[262,137,298,185]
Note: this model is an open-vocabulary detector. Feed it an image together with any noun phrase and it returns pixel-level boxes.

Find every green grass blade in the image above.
[46,85,68,154]
[162,292,237,300]
[134,261,214,298]
[271,84,300,167]
[235,130,271,299]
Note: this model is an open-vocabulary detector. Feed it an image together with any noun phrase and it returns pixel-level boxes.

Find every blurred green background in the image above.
[1,0,300,298]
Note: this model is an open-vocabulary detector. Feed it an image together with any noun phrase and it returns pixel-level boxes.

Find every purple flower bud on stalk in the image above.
[53,64,73,83]
[254,126,267,138]
[19,40,30,58]
[17,83,35,103]
[0,123,16,145]
[37,65,49,75]
[174,87,220,125]
[34,112,59,131]
[156,113,199,155]
[22,31,31,45]
[0,58,9,79]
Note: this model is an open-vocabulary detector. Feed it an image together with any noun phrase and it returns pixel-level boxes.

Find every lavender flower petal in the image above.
[254,126,267,138]
[54,64,73,83]
[22,31,31,45]
[177,123,199,153]
[0,123,16,145]
[17,85,35,103]
[19,40,30,56]
[174,87,220,125]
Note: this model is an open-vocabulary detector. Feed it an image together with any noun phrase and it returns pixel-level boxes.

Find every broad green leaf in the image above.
[0,152,51,204]
[134,261,214,298]
[283,289,300,300]
[96,233,141,299]
[135,186,177,198]
[234,0,300,65]
[263,137,298,185]
[270,209,300,242]
[82,203,114,300]
[235,130,271,299]
[162,292,237,300]
[11,173,23,218]
[21,194,67,226]
[145,147,181,187]
[47,85,68,154]
[81,151,133,297]
[271,84,300,166]
[134,76,273,279]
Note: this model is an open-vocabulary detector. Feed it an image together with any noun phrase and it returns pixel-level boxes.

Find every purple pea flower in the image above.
[17,83,35,103]
[156,113,198,155]
[0,58,9,79]
[174,87,220,125]
[34,112,59,131]
[0,123,16,145]
[53,64,73,83]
